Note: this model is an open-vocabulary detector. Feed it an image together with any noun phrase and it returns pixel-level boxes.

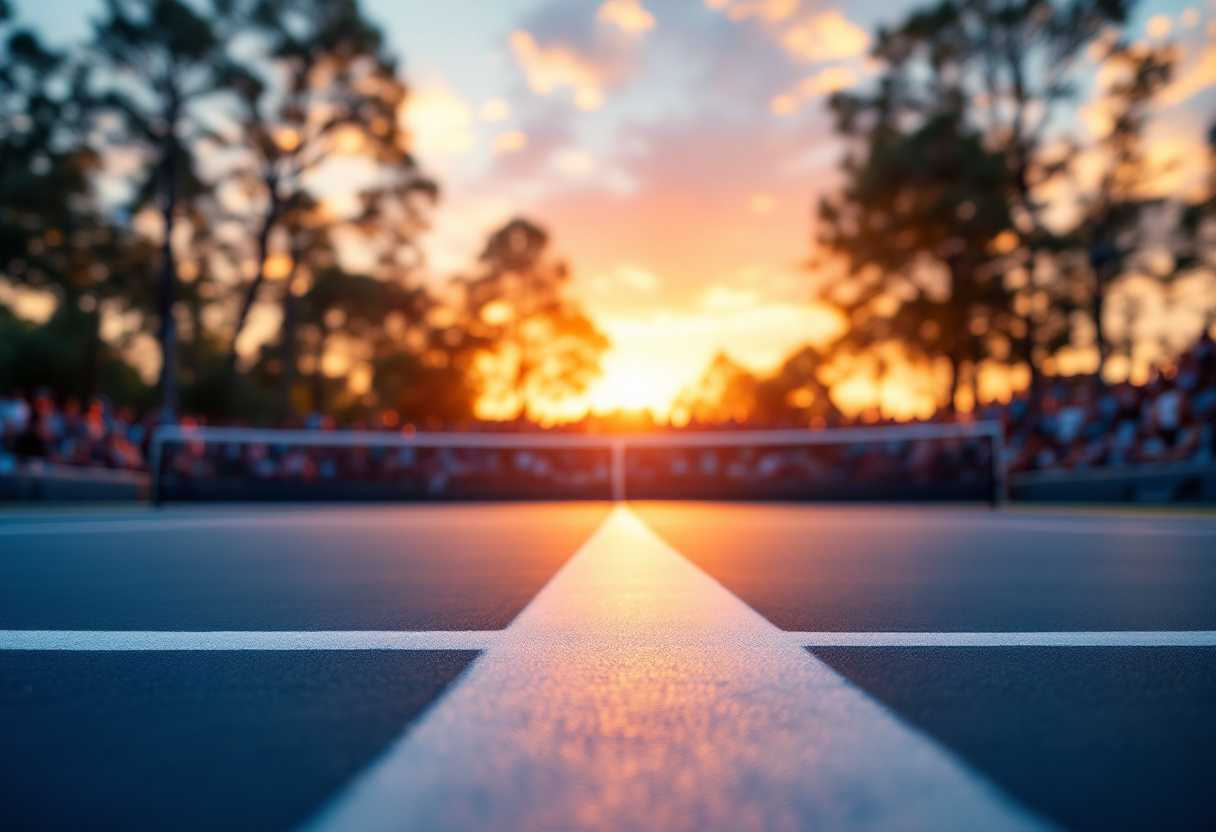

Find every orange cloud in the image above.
[707,3,870,64]
[509,30,608,111]
[718,0,800,23]
[772,64,860,113]
[796,64,859,96]
[597,0,656,35]
[493,129,528,154]
[780,11,869,62]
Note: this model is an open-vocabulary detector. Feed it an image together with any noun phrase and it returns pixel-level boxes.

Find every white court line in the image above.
[301,507,1052,832]
[0,631,500,651]
[722,510,1216,537]
[791,631,1216,647]
[0,514,407,536]
[5,630,1206,651]
[0,507,571,537]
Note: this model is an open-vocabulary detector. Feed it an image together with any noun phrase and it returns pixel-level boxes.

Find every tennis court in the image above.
[2,500,1214,832]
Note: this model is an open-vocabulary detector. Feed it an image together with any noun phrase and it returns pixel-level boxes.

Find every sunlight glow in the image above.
[586,362,678,414]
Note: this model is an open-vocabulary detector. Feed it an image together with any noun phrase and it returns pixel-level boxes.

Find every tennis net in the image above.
[150,421,1005,504]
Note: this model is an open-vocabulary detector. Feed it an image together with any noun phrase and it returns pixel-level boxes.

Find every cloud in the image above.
[779,11,869,62]
[701,284,760,309]
[591,263,661,292]
[708,0,799,24]
[706,2,870,63]
[510,30,610,111]
[597,0,656,35]
[795,64,858,96]
[493,129,528,154]
[479,99,512,122]
[773,64,860,113]
[552,148,597,177]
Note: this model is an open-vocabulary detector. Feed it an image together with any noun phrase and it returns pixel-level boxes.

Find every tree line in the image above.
[0,0,606,427]
[809,0,1215,417]
[680,0,1214,427]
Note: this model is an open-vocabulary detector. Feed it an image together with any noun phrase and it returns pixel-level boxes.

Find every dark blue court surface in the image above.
[2,502,1214,831]
[812,646,1216,832]
[0,650,477,832]
[0,504,610,630]
[634,503,1216,631]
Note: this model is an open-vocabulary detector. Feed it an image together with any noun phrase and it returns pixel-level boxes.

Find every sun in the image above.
[586,359,683,418]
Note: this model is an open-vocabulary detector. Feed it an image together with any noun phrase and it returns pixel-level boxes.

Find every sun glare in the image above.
[586,361,680,417]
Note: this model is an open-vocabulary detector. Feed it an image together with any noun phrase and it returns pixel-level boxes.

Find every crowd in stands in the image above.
[0,391,149,474]
[987,333,1216,473]
[2,333,1214,484]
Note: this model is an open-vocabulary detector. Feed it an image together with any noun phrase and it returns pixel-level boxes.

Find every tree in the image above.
[92,0,240,421]
[222,0,435,405]
[817,0,1131,409]
[753,345,841,427]
[818,106,1016,410]
[463,218,608,422]
[1073,41,1175,379]
[0,1,155,397]
[934,0,1130,384]
[0,302,153,406]
[1176,120,1216,336]
[671,353,758,427]
[286,254,430,419]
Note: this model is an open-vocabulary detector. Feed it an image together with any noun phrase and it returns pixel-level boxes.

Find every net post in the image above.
[988,420,1008,508]
[611,440,626,503]
[149,427,165,507]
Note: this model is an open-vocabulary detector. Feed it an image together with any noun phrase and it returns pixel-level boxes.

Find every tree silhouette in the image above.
[91,0,241,421]
[818,0,1132,409]
[222,0,435,402]
[1074,41,1175,379]
[818,105,1015,410]
[0,2,154,399]
[463,218,608,422]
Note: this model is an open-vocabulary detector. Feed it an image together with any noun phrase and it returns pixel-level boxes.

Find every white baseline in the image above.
[0,630,500,651]
[790,631,1216,647]
[3,630,1210,651]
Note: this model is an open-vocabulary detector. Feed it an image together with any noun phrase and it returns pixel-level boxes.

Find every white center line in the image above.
[790,631,1216,647]
[300,507,1053,832]
[0,630,500,651]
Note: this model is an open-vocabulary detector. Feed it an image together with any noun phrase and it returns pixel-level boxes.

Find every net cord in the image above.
[150,421,1006,505]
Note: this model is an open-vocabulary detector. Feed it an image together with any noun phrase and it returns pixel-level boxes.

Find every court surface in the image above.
[2,502,1214,831]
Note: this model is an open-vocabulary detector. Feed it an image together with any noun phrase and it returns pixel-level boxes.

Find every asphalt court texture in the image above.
[1,502,1214,831]
[0,503,611,630]
[632,502,1216,632]
[0,650,478,832]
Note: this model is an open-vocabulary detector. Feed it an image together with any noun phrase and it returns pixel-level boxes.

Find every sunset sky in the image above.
[26,0,1216,419]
